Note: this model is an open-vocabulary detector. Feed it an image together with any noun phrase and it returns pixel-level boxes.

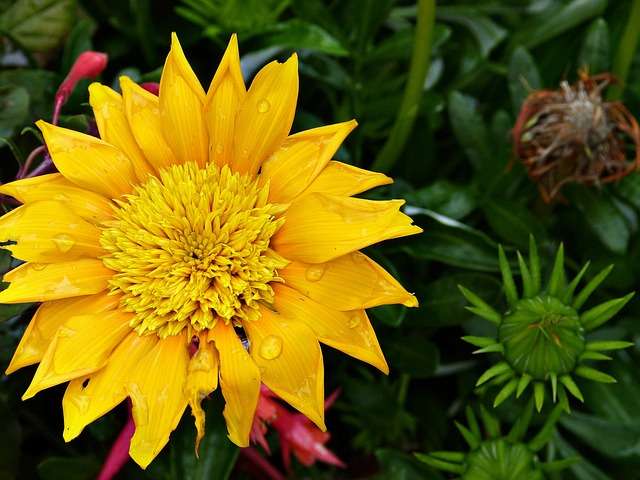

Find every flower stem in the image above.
[397,372,411,407]
[608,1,640,100]
[371,0,435,173]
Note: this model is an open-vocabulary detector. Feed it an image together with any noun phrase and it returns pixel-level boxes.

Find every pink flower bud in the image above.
[140,82,160,96]
[53,51,108,125]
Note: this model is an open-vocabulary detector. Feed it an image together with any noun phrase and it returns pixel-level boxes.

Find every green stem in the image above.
[608,1,640,100]
[528,402,565,453]
[397,372,411,406]
[371,0,435,173]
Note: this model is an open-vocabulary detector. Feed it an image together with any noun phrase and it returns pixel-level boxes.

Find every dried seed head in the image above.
[513,70,640,202]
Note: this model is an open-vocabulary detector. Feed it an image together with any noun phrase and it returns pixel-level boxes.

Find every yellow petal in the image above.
[89,83,154,181]
[0,201,104,263]
[0,173,113,224]
[204,34,246,168]
[211,321,260,447]
[231,55,298,177]
[295,160,392,199]
[281,251,418,310]
[271,283,388,373]
[244,308,325,430]
[159,33,208,168]
[272,193,423,263]
[120,76,178,171]
[37,121,137,199]
[0,258,112,304]
[22,309,132,399]
[6,292,120,374]
[258,121,357,203]
[63,331,157,441]
[127,331,190,469]
[185,332,220,456]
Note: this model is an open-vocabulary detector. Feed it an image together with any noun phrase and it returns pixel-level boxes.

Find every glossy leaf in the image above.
[508,45,542,116]
[577,17,610,73]
[0,0,76,52]
[448,91,494,169]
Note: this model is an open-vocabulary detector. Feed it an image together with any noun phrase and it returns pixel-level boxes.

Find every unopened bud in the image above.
[53,51,108,125]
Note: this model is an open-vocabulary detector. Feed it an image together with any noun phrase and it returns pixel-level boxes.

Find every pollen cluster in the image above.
[100,162,289,338]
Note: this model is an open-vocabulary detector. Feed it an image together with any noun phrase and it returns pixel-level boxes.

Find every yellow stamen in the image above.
[100,162,289,338]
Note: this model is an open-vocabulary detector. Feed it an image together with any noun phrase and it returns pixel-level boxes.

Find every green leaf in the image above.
[0,69,57,122]
[458,285,502,326]
[510,0,607,50]
[419,273,502,327]
[580,293,634,331]
[447,91,494,169]
[565,187,633,255]
[375,449,443,479]
[36,457,100,480]
[0,85,29,138]
[560,410,640,458]
[508,45,542,116]
[437,9,508,58]
[577,17,610,73]
[414,452,464,474]
[404,180,477,221]
[498,245,518,308]
[401,206,504,271]
[0,398,20,480]
[482,198,546,248]
[554,430,613,480]
[383,335,439,378]
[574,365,616,383]
[60,18,96,74]
[400,228,499,271]
[257,19,348,56]
[170,392,239,480]
[0,0,76,52]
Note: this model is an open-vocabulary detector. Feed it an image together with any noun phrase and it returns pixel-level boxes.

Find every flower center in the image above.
[100,162,289,338]
[499,295,585,379]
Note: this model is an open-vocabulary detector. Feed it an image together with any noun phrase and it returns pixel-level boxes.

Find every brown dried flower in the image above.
[513,70,640,202]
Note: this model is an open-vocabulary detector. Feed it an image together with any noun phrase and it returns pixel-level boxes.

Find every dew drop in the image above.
[70,393,91,414]
[347,315,360,328]
[305,265,326,282]
[215,143,224,154]
[351,251,366,264]
[53,194,70,203]
[259,335,283,360]
[52,234,76,253]
[30,262,47,271]
[57,326,77,338]
[257,99,271,114]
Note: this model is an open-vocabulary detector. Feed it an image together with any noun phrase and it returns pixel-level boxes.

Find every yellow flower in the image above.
[0,34,421,469]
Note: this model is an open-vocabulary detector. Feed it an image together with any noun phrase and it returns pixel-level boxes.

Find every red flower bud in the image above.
[53,51,108,125]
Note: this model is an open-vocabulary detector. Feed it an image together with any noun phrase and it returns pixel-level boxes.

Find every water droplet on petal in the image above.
[351,251,365,264]
[305,265,326,282]
[52,234,76,253]
[58,326,77,338]
[257,99,270,114]
[30,262,47,271]
[347,315,360,328]
[215,143,224,154]
[70,392,91,414]
[53,194,70,203]
[259,335,283,360]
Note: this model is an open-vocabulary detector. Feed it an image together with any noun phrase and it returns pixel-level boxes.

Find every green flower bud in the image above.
[460,236,634,411]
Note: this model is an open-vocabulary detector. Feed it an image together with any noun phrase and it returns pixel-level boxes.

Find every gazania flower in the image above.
[0,34,420,468]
